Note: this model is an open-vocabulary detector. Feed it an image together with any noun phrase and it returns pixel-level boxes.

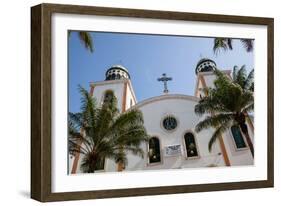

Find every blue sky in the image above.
[68,31,254,113]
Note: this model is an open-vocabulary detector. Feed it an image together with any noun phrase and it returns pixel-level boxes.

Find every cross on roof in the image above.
[157,73,172,94]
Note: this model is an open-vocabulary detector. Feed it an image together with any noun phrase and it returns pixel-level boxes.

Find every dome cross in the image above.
[157,73,172,94]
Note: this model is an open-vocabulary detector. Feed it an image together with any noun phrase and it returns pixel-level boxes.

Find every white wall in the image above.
[0,0,280,206]
[125,95,226,171]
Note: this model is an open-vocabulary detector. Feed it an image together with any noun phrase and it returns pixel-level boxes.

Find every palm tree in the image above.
[194,69,254,157]
[69,86,149,173]
[213,38,254,55]
[68,31,94,53]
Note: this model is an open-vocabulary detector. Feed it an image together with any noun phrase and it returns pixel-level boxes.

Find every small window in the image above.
[184,132,199,158]
[231,125,247,149]
[130,99,133,107]
[103,90,114,104]
[148,137,161,164]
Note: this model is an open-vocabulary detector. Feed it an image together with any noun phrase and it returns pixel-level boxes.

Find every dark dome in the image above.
[195,58,217,74]
[105,65,130,80]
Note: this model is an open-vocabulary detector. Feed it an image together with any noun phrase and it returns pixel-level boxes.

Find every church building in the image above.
[69,58,254,173]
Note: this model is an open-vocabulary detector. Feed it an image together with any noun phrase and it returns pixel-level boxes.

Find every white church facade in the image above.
[69,58,254,174]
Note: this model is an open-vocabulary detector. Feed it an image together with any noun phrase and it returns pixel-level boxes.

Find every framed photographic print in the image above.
[31,3,274,202]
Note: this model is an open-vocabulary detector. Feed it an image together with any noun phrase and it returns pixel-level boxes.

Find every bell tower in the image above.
[90,65,137,113]
[70,65,137,174]
[194,58,231,98]
[194,58,232,167]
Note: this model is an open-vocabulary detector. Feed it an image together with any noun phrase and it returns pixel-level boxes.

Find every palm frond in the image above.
[107,109,144,134]
[240,90,254,108]
[240,39,254,52]
[93,96,119,144]
[68,140,89,155]
[194,95,226,116]
[244,69,254,91]
[78,85,96,116]
[69,112,84,129]
[208,123,231,152]
[213,38,233,55]
[78,31,94,53]
[242,102,254,113]
[234,65,247,88]
[227,38,233,50]
[232,65,239,80]
[213,38,254,54]
[195,113,233,133]
[114,127,148,147]
[68,123,93,155]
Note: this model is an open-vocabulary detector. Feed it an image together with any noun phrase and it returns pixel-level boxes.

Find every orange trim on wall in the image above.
[199,75,208,95]
[218,136,231,166]
[225,70,232,79]
[90,85,95,96]
[71,140,82,174]
[117,162,124,172]
[247,118,254,133]
[194,75,200,97]
[122,81,128,112]
[127,80,137,104]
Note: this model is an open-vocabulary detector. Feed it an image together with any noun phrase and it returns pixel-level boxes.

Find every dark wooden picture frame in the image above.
[31,3,274,202]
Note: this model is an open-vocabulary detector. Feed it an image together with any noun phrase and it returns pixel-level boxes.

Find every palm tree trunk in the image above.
[239,125,254,158]
[244,131,254,158]
[89,160,97,173]
[88,154,98,173]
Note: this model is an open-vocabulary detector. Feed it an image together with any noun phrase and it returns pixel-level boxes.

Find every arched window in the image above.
[103,90,114,104]
[148,137,161,164]
[231,125,247,149]
[111,73,116,79]
[95,157,105,170]
[184,132,199,158]
[116,74,121,79]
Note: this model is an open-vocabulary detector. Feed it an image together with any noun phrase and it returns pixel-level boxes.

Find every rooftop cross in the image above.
[157,73,172,94]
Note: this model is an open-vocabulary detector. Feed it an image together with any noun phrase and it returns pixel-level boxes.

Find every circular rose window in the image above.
[162,116,177,131]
